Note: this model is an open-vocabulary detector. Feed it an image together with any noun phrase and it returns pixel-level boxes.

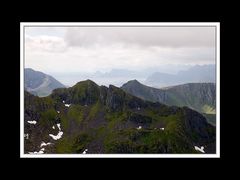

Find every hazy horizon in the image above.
[25,63,215,87]
[25,26,216,87]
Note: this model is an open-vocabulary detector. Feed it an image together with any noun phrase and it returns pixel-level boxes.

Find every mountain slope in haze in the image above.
[121,80,216,125]
[145,64,215,87]
[24,80,215,154]
[24,68,66,97]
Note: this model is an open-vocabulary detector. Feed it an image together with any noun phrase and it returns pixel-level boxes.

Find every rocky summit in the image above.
[24,80,216,154]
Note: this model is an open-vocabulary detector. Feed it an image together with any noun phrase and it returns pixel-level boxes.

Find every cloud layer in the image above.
[64,27,215,48]
[25,26,215,74]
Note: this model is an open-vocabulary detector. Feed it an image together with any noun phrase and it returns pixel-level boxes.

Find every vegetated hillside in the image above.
[121,80,216,125]
[24,80,215,154]
[24,68,66,97]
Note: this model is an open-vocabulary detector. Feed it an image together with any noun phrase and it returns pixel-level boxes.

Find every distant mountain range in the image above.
[24,79,215,154]
[145,64,215,88]
[24,68,66,97]
[50,64,215,87]
[121,80,216,125]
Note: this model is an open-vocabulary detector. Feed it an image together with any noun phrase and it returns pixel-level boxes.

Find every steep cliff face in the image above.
[24,80,216,154]
[164,83,216,113]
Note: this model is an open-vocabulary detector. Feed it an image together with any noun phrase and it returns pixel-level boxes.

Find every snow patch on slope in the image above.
[194,146,205,153]
[49,123,63,140]
[82,149,88,154]
[27,120,37,124]
[40,142,52,147]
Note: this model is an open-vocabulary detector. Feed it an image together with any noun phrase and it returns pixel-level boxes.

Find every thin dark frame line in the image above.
[21,21,219,24]
[24,25,217,27]
[23,26,25,154]
[214,26,217,152]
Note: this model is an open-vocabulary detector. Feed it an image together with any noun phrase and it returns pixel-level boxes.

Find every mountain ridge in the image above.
[145,64,215,88]
[24,79,216,154]
[25,68,66,97]
[121,80,216,125]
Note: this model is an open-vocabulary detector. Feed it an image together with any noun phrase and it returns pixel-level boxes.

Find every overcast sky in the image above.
[25,26,215,74]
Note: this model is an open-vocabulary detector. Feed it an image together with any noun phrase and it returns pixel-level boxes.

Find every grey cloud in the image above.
[64,27,215,48]
[26,35,68,53]
[25,26,215,76]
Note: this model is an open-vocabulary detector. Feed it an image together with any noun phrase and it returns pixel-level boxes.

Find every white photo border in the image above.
[20,22,220,158]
